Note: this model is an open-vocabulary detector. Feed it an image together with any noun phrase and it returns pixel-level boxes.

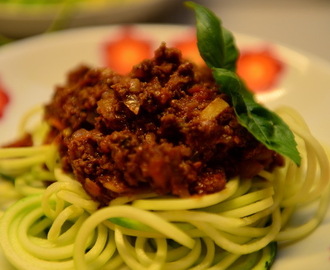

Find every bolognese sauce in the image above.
[44,43,283,205]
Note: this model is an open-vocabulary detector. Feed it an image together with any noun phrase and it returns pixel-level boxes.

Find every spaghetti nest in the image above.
[0,106,329,270]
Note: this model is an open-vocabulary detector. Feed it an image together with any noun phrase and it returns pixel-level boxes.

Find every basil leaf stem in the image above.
[185,1,301,166]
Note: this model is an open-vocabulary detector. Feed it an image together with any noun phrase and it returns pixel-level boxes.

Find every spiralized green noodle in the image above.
[0,106,329,270]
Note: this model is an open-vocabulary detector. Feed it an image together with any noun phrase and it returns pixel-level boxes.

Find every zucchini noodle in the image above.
[0,106,329,269]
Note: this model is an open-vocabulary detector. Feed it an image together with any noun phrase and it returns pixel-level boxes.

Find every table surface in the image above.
[156,0,330,63]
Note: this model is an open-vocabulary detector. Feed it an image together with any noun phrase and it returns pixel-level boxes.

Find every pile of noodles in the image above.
[0,105,329,270]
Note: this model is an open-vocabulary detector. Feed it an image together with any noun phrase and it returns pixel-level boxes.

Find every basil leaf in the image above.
[186,1,301,166]
[185,1,239,72]
[212,68,301,166]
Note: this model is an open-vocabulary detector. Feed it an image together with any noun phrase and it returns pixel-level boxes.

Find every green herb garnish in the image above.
[185,1,301,166]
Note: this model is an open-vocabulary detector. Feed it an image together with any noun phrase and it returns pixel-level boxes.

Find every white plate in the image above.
[0,24,329,270]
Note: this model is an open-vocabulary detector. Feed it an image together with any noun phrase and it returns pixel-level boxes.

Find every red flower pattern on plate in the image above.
[237,48,284,93]
[171,29,204,66]
[102,26,285,94]
[0,27,286,123]
[102,27,153,74]
[0,79,10,119]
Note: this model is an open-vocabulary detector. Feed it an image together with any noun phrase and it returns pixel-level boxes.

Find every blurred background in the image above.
[0,0,329,62]
[160,0,330,62]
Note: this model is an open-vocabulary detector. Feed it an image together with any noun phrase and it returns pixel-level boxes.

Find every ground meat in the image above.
[44,43,283,205]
